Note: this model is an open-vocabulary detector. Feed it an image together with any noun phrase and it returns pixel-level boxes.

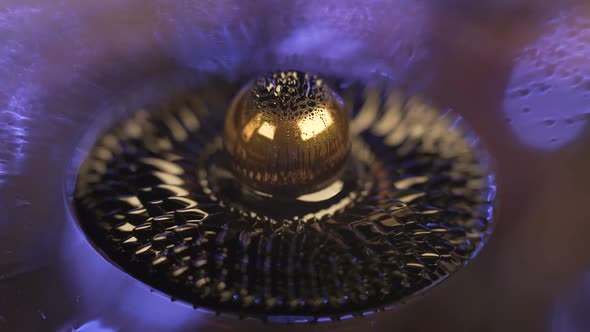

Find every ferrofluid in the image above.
[72,70,495,323]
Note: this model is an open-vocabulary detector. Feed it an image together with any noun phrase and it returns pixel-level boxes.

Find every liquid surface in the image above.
[72,78,495,322]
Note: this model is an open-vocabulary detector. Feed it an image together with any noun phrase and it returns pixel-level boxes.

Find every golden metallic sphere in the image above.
[223,71,351,194]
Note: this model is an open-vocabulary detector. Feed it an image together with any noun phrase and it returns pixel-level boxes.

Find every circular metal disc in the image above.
[72,78,495,323]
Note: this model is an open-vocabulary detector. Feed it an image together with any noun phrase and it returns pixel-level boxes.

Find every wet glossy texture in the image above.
[224,71,351,194]
[2,1,590,331]
[72,78,494,322]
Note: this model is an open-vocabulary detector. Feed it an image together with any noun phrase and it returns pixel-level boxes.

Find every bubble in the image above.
[544,64,556,77]
[544,119,557,127]
[503,8,590,150]
[518,88,531,97]
[535,82,552,93]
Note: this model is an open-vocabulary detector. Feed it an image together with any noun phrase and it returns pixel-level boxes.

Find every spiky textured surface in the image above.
[74,80,494,322]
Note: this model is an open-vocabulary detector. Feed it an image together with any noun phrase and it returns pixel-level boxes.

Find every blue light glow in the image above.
[73,320,116,332]
[60,196,205,331]
[504,10,590,150]
[551,272,590,332]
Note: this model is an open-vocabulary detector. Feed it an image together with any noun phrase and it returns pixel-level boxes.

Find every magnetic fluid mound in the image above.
[72,70,496,323]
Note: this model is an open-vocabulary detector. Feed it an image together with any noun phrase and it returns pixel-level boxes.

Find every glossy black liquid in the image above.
[73,78,495,323]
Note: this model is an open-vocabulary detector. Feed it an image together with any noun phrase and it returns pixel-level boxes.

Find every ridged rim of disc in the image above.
[69,78,495,323]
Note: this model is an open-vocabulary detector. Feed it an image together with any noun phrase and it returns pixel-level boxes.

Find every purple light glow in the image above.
[70,320,116,332]
[60,196,206,331]
[552,272,590,332]
[504,9,590,150]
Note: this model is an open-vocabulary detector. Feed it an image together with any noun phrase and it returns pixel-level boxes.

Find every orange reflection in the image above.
[241,114,261,142]
[241,114,276,141]
[298,108,334,141]
[257,121,276,140]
